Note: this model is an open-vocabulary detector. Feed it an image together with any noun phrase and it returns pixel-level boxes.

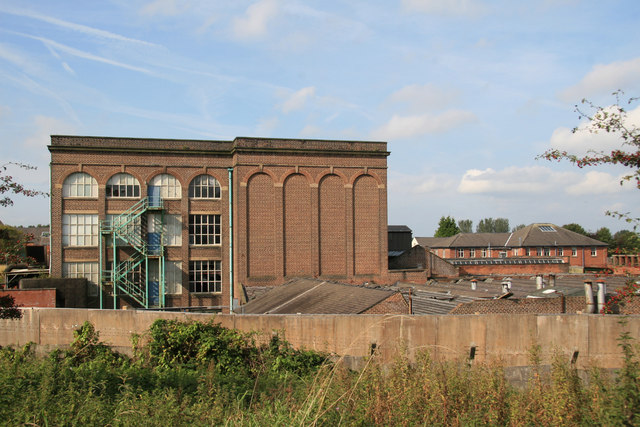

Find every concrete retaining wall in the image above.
[1,308,638,370]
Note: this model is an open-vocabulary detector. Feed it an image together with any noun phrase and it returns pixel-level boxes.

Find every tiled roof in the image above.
[413,223,608,249]
[239,278,397,314]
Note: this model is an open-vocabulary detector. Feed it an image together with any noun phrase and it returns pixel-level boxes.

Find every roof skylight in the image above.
[539,225,556,232]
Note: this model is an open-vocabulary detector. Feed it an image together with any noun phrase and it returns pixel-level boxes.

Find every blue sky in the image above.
[1,0,639,236]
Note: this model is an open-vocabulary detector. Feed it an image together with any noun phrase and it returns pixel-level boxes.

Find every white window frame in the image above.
[189,260,221,293]
[62,214,98,246]
[469,248,475,257]
[63,262,99,296]
[149,260,183,295]
[63,172,97,198]
[572,247,578,257]
[106,214,141,246]
[149,174,181,199]
[543,247,551,256]
[106,173,140,198]
[189,175,221,199]
[482,248,488,258]
[189,214,221,245]
[558,247,564,256]
[536,247,543,256]
[591,247,597,257]
[457,248,464,258]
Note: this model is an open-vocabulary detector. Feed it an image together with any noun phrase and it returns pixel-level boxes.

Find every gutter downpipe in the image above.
[228,167,234,314]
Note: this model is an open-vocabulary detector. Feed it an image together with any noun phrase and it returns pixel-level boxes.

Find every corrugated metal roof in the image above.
[240,278,397,314]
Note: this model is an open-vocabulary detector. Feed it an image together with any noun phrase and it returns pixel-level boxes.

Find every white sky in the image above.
[0,0,639,235]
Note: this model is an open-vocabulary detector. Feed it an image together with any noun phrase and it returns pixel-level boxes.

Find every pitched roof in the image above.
[240,278,397,314]
[389,225,412,233]
[509,223,607,247]
[413,223,608,248]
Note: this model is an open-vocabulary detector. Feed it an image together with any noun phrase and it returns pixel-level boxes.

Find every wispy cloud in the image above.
[402,0,487,16]
[386,84,458,113]
[281,86,315,113]
[232,0,279,40]
[372,110,476,140]
[565,170,631,195]
[10,31,153,75]
[560,57,640,101]
[458,166,570,194]
[140,0,188,17]
[0,5,159,47]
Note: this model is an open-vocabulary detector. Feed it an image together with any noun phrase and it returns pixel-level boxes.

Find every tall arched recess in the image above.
[283,174,312,277]
[246,173,276,278]
[319,174,347,276]
[353,174,380,275]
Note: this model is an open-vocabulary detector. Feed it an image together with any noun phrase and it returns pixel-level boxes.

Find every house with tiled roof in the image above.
[412,223,608,274]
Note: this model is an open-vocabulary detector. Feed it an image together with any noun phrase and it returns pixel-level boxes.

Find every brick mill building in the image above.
[49,135,389,311]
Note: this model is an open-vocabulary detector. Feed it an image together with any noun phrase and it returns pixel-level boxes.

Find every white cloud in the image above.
[389,170,457,194]
[458,165,635,197]
[372,109,476,140]
[402,0,486,16]
[560,57,640,101]
[548,104,640,155]
[386,84,458,113]
[458,166,572,194]
[282,86,315,113]
[255,116,279,135]
[565,171,631,195]
[232,0,279,40]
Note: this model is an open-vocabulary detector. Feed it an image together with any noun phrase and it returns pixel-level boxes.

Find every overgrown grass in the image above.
[0,319,639,425]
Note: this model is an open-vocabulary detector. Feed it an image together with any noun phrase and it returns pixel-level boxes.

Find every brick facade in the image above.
[49,136,389,311]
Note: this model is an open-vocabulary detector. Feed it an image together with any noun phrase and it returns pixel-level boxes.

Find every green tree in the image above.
[593,227,613,244]
[512,224,526,232]
[434,215,460,237]
[476,217,510,233]
[562,223,588,235]
[0,225,32,265]
[612,230,640,254]
[457,219,473,233]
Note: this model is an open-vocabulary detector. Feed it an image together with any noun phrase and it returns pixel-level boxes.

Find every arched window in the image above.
[106,173,140,198]
[63,172,97,198]
[189,175,220,199]
[148,174,181,199]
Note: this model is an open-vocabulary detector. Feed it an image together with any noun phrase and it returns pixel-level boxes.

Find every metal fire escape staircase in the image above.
[99,197,165,309]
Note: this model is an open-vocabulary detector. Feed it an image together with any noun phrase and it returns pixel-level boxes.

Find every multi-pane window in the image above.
[543,247,551,256]
[513,248,519,256]
[189,260,221,293]
[558,247,564,256]
[482,248,488,258]
[149,174,181,199]
[189,214,220,245]
[469,248,475,257]
[572,247,578,257]
[148,260,183,294]
[62,214,98,246]
[525,248,531,256]
[63,172,97,198]
[189,175,221,199]
[63,262,99,296]
[148,213,182,246]
[106,214,141,246]
[591,247,597,256]
[536,247,543,256]
[457,248,464,258]
[106,173,140,198]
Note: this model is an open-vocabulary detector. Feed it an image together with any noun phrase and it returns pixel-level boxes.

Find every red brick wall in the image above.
[283,174,313,277]
[458,263,569,275]
[353,175,380,275]
[319,174,347,276]
[1,289,57,308]
[50,136,389,309]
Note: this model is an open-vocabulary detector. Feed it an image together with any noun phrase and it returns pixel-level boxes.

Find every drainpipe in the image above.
[596,281,606,314]
[584,281,595,314]
[228,167,234,314]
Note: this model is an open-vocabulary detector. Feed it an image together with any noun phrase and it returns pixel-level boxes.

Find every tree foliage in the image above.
[476,217,510,233]
[434,216,460,237]
[563,223,588,236]
[457,219,473,233]
[540,91,640,225]
[0,162,47,207]
[512,224,526,232]
[0,225,34,266]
